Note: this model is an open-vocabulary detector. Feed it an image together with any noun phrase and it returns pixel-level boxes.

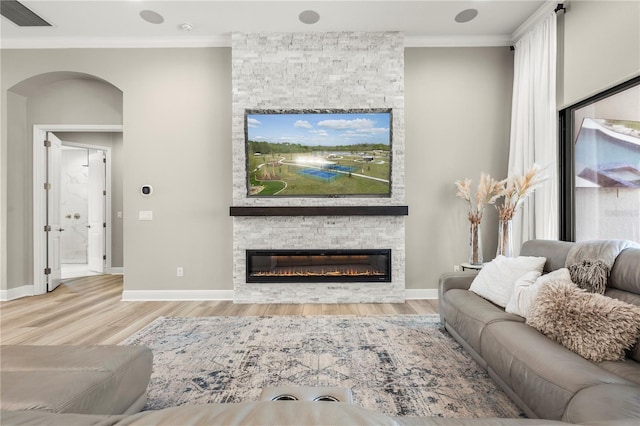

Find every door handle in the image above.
[57,228,65,232]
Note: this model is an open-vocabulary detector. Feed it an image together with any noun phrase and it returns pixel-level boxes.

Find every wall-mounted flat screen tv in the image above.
[245,109,392,197]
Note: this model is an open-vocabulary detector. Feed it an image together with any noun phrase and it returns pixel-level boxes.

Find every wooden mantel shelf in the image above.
[229,206,408,217]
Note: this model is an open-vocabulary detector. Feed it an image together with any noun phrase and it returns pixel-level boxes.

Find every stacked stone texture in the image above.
[231,32,406,303]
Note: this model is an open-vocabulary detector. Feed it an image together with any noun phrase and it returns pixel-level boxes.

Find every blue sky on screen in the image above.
[247,112,390,146]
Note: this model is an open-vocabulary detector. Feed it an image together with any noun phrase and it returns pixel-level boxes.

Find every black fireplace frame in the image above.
[246,249,392,283]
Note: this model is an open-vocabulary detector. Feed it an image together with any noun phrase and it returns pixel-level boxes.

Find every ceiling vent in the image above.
[1,0,51,27]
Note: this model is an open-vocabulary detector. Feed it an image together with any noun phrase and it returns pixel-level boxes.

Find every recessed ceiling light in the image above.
[455,8,478,24]
[299,10,320,25]
[139,9,164,24]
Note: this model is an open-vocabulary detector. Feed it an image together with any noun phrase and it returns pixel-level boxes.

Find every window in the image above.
[559,77,640,242]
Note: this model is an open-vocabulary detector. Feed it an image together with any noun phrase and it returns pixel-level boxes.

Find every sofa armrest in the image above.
[438,272,477,297]
[438,272,477,325]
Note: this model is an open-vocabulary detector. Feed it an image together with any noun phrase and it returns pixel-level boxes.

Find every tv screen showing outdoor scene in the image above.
[245,109,392,197]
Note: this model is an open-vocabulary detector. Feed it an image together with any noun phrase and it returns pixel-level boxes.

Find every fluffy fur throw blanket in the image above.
[565,240,640,294]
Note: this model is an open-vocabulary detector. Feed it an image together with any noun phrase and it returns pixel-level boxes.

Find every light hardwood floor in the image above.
[0,275,439,346]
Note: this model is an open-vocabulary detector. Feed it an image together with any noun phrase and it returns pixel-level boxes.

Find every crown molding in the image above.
[1,5,562,53]
[511,1,560,43]
[0,35,232,49]
[3,34,515,49]
[2,34,517,49]
[404,34,512,48]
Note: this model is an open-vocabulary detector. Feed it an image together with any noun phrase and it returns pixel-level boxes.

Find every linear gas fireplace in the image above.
[246,249,391,283]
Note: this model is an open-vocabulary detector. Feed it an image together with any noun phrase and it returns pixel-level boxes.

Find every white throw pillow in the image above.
[506,268,572,318]
[504,270,541,316]
[469,255,547,308]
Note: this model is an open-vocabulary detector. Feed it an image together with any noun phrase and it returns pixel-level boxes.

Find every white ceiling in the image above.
[1,0,558,49]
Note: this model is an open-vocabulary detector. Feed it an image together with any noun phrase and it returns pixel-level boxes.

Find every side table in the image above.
[461,262,484,271]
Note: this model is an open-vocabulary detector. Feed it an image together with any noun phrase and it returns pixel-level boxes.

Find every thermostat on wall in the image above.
[141,185,153,196]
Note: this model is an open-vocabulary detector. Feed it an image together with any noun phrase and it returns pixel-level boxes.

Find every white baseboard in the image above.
[0,285,35,301]
[405,289,439,300]
[122,290,234,301]
[122,289,437,302]
[110,267,124,275]
[1,286,437,302]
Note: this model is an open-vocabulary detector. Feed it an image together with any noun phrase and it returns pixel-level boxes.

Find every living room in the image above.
[1,0,640,424]
[1,1,637,302]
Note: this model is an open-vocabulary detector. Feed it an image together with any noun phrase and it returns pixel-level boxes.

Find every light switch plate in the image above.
[139,211,153,221]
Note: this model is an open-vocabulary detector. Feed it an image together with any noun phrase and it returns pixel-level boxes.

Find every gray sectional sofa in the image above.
[439,239,640,424]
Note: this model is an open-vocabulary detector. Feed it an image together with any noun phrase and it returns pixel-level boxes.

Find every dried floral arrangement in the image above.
[455,164,547,222]
[455,165,547,260]
[454,173,503,225]
[494,164,547,221]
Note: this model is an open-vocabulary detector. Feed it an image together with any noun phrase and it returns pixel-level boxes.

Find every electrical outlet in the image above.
[139,211,153,221]
[177,267,184,277]
[453,264,461,272]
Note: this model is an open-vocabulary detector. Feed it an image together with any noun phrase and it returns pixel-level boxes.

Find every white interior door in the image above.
[47,132,63,292]
[88,149,106,273]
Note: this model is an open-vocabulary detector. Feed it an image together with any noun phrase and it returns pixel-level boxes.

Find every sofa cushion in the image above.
[480,321,632,420]
[441,289,524,357]
[562,384,640,424]
[469,255,546,308]
[604,289,640,363]
[527,281,640,362]
[598,360,640,386]
[0,345,152,415]
[519,240,574,273]
[610,248,640,294]
[0,370,143,414]
[0,410,126,426]
[117,401,398,426]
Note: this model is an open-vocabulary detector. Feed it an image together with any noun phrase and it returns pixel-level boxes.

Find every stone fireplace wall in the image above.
[231,32,405,303]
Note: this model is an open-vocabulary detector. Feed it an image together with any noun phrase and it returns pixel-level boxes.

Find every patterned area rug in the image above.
[122,315,524,418]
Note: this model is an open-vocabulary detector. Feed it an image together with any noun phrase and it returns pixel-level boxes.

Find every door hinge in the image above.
[44,183,51,190]
[44,140,51,148]
[103,158,106,164]
[44,225,51,232]
[44,268,51,275]
[103,190,107,196]
[103,255,107,260]
[103,222,106,228]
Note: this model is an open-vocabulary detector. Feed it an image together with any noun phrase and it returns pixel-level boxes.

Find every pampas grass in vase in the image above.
[494,164,547,256]
[455,173,502,265]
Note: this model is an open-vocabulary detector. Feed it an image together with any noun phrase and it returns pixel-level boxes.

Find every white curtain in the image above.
[508,12,558,253]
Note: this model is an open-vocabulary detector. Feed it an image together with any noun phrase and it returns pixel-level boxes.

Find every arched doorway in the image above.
[6,71,123,297]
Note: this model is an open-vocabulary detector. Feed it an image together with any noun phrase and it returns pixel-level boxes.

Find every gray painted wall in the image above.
[404,47,514,289]
[5,91,28,288]
[2,48,233,294]
[5,77,122,289]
